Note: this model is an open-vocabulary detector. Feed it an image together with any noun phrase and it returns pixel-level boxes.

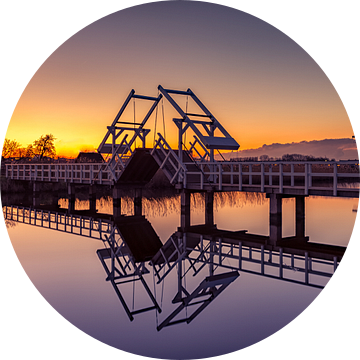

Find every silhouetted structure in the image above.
[75,152,104,163]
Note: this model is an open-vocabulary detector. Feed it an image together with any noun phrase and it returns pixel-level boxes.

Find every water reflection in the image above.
[3,191,346,333]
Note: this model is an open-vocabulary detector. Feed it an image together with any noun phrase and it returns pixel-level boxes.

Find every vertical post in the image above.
[180,190,191,230]
[279,163,283,193]
[90,165,93,183]
[333,163,338,196]
[205,191,214,227]
[142,130,146,148]
[134,188,143,216]
[305,163,309,195]
[305,252,309,284]
[261,163,265,192]
[178,234,183,300]
[178,121,183,184]
[218,164,222,190]
[89,184,97,213]
[238,241,242,269]
[209,240,215,277]
[269,164,272,186]
[268,193,282,245]
[113,186,122,219]
[249,164,252,185]
[295,196,306,239]
[67,183,75,213]
[218,238,222,266]
[291,164,294,187]
[239,163,243,191]
[32,181,41,207]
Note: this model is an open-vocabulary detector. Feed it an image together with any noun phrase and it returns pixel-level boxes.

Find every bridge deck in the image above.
[4,153,359,197]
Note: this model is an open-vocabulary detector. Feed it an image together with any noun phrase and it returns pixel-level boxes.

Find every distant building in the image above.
[75,152,104,163]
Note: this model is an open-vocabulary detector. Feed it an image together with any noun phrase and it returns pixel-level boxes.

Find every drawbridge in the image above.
[5,85,359,197]
[97,85,240,189]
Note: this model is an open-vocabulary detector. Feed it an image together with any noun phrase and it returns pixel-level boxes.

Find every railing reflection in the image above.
[152,230,340,289]
[3,204,346,331]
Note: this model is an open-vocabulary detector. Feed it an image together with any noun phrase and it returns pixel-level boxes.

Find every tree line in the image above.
[2,134,56,160]
[231,154,334,162]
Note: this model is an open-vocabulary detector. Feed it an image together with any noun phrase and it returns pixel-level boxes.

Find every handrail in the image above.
[4,159,359,196]
[151,133,187,185]
[4,162,120,185]
[181,160,359,194]
[188,135,210,162]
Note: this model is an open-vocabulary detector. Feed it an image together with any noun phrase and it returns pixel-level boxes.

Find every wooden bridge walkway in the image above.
[5,149,359,197]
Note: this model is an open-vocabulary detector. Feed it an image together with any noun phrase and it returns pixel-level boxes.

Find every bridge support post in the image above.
[67,183,75,212]
[268,193,282,245]
[205,191,214,227]
[295,196,306,239]
[113,186,122,219]
[89,185,97,213]
[32,181,41,207]
[134,188,142,216]
[180,190,191,230]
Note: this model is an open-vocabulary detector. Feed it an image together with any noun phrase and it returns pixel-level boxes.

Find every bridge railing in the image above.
[2,205,114,239]
[151,133,187,186]
[182,160,359,195]
[183,234,337,289]
[5,162,122,185]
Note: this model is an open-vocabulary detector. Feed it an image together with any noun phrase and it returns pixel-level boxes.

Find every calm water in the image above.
[3,191,358,359]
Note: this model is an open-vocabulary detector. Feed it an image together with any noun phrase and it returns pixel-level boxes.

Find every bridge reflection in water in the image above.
[3,191,345,331]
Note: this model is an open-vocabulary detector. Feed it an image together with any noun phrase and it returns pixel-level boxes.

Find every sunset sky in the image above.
[4,1,355,157]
